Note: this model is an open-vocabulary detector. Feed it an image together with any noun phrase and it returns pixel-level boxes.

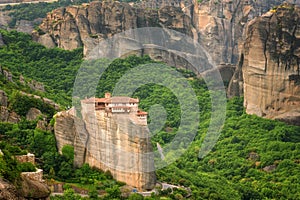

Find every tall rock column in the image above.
[242,3,300,125]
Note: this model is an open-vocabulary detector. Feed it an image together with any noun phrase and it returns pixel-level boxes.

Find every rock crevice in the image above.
[241,3,300,125]
[54,106,156,190]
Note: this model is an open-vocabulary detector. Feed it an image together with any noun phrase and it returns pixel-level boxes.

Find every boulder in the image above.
[0,106,21,123]
[0,179,25,200]
[26,108,42,121]
[19,175,50,199]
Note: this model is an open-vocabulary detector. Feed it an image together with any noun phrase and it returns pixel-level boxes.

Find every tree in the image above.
[57,161,73,180]
[105,185,121,199]
[88,189,99,199]
[62,145,74,162]
[128,193,144,200]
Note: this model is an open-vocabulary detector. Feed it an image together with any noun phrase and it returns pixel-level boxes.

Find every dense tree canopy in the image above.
[0,30,300,199]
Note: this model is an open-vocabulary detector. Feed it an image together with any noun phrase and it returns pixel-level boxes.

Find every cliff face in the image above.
[54,109,88,167]
[192,0,296,65]
[34,0,292,67]
[34,1,192,50]
[54,107,156,190]
[241,3,300,125]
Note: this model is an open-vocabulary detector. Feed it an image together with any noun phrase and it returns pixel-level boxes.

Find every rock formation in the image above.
[26,107,43,121]
[54,95,156,190]
[0,152,50,200]
[0,33,4,47]
[33,0,294,68]
[15,153,51,199]
[0,179,25,200]
[20,169,50,199]
[54,108,88,168]
[241,3,300,125]
[0,90,8,107]
[0,104,21,123]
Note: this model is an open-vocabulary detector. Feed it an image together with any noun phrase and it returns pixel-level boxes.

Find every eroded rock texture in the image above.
[54,108,156,190]
[0,179,25,200]
[34,0,294,68]
[0,90,21,123]
[242,3,300,125]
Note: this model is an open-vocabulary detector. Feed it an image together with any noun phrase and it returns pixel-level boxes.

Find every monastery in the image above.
[81,93,148,125]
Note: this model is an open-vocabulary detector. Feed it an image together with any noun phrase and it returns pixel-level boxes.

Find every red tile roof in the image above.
[137,110,148,115]
[81,96,139,104]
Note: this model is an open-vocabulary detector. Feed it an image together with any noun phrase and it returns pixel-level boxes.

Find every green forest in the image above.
[2,0,90,28]
[0,30,300,199]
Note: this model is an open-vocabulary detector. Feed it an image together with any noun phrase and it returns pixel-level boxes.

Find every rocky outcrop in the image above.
[34,0,296,68]
[242,3,300,125]
[33,0,196,73]
[19,171,50,199]
[54,106,156,190]
[0,175,50,200]
[0,66,13,82]
[28,80,45,92]
[0,179,25,200]
[192,0,295,65]
[26,108,53,131]
[0,33,4,47]
[227,53,244,97]
[0,106,21,123]
[0,90,8,107]
[54,109,88,167]
[26,108,42,121]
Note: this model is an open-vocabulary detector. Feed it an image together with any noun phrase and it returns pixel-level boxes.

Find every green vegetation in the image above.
[9,91,56,117]
[0,29,83,107]
[0,141,35,183]
[0,30,300,199]
[2,0,90,28]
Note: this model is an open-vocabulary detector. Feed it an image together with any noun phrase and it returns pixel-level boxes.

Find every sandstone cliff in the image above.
[33,0,197,73]
[54,107,156,190]
[240,3,300,125]
[34,0,294,68]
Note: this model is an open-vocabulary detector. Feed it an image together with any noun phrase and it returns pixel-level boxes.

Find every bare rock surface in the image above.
[19,176,51,199]
[54,106,156,191]
[0,106,21,123]
[26,107,43,121]
[241,3,300,125]
[0,179,25,200]
[0,90,8,107]
[34,0,293,67]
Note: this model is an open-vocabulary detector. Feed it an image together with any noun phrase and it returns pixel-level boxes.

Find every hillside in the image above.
[0,29,299,199]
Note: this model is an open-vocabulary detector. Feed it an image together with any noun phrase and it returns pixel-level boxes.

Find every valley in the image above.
[0,0,300,200]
